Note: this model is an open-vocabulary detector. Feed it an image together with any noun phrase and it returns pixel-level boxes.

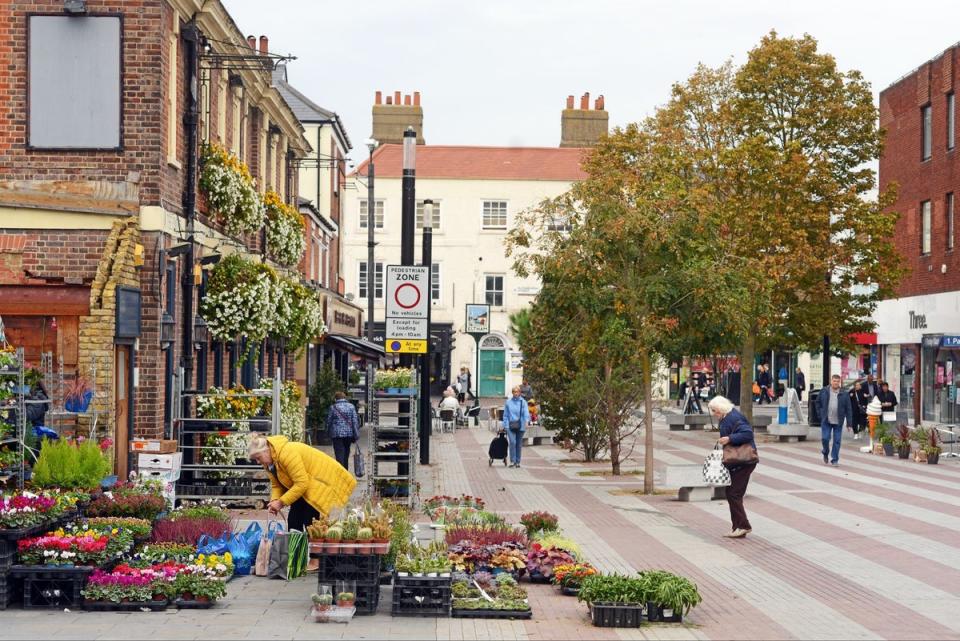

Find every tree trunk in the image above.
[641,350,654,494]
[605,361,621,475]
[739,331,756,423]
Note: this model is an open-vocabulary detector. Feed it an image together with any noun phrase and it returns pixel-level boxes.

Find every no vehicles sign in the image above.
[385,265,429,353]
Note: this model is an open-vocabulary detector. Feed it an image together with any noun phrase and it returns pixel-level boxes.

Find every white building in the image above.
[342,92,608,399]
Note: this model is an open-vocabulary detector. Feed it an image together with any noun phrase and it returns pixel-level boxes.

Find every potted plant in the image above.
[892,424,912,459]
[525,542,576,583]
[341,517,360,555]
[922,427,942,465]
[552,562,597,596]
[356,526,373,555]
[311,586,334,612]
[519,511,559,537]
[336,591,355,608]
[644,572,702,622]
[64,376,94,412]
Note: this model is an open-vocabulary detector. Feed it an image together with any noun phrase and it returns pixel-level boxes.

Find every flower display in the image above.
[263,190,306,267]
[85,492,166,521]
[0,492,58,529]
[199,141,265,236]
[83,517,152,540]
[191,552,234,578]
[17,531,110,566]
[200,255,280,344]
[272,278,325,357]
[126,542,196,567]
[552,562,597,588]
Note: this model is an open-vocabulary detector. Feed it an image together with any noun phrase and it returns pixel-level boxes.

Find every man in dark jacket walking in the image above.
[794,368,806,401]
[818,374,853,466]
[326,392,360,472]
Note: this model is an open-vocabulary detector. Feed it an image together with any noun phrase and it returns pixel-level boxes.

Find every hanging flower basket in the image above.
[199,141,265,236]
[200,255,280,344]
[263,190,307,268]
[273,278,325,356]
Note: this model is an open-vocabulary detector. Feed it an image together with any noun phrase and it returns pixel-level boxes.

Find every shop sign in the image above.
[908,311,928,329]
[922,335,942,348]
[941,335,960,348]
[326,299,361,337]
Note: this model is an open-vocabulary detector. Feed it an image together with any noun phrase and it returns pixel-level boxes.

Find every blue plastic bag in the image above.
[197,532,230,555]
[242,522,263,557]
[228,533,253,575]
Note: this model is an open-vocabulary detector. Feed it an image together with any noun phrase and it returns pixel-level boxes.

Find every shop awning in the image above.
[851,332,877,345]
[322,333,385,359]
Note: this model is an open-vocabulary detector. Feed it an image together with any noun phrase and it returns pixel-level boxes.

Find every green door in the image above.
[479,349,506,397]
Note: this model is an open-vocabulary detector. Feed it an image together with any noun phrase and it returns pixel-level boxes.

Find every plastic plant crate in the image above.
[175,598,217,609]
[83,599,168,612]
[353,582,381,616]
[0,573,18,611]
[646,602,683,623]
[0,522,49,543]
[391,584,452,617]
[311,605,355,623]
[318,554,381,584]
[393,573,452,588]
[590,602,645,628]
[0,539,16,570]
[22,576,86,609]
[10,564,97,580]
[451,607,532,619]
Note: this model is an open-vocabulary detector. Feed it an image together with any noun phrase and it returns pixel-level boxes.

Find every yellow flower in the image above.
[223,552,232,562]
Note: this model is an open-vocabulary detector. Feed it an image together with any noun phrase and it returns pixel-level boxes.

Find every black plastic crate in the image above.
[23,576,86,609]
[646,602,683,623]
[0,522,48,543]
[391,574,451,617]
[0,540,16,570]
[353,582,381,616]
[83,599,168,612]
[392,573,451,588]
[590,602,645,628]
[10,564,97,580]
[0,573,17,611]
[318,554,381,584]
[451,607,532,619]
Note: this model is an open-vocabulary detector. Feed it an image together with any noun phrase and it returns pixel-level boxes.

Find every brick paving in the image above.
[6,413,960,639]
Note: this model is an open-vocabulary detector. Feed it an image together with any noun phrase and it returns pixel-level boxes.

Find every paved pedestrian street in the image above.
[5,414,960,640]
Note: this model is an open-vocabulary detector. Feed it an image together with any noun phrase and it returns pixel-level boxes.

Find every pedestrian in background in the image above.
[853,381,870,440]
[457,367,469,404]
[708,395,758,539]
[878,382,898,415]
[795,367,806,401]
[326,391,360,472]
[818,374,853,466]
[758,364,773,404]
[502,385,530,468]
[519,379,534,401]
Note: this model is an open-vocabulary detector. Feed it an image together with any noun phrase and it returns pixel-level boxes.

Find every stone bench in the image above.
[751,414,773,432]
[767,423,809,443]
[668,414,713,431]
[663,464,727,502]
[523,423,553,445]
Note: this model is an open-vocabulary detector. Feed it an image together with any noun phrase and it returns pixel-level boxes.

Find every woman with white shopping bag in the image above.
[708,395,759,539]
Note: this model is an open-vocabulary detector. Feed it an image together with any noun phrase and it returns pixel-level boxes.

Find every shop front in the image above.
[873,291,960,427]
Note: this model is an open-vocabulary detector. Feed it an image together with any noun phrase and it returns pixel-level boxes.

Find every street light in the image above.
[365,138,378,422]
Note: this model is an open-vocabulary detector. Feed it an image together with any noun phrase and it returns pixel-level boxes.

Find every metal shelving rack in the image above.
[173,368,281,507]
[0,348,27,489]
[367,379,419,508]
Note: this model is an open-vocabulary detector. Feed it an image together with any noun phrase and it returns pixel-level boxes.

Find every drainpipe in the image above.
[181,22,199,412]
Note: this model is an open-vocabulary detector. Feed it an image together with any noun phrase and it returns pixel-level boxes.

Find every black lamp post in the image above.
[365,138,378,418]
[419,200,434,465]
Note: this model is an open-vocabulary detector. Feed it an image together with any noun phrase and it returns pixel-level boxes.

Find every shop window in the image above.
[921,200,932,255]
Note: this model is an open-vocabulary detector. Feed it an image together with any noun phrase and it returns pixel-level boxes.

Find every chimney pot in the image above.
[404,94,411,106]
[386,96,393,105]
[259,35,268,56]
[566,95,575,109]
[247,35,256,49]
[394,91,401,105]
[375,90,382,105]
[413,91,421,106]
[595,95,605,110]
[580,92,590,110]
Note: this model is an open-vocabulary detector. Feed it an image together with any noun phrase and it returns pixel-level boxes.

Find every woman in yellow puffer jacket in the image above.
[247,433,356,531]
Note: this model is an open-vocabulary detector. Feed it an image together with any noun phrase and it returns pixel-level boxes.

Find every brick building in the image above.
[875,43,959,426]
[0,0,311,475]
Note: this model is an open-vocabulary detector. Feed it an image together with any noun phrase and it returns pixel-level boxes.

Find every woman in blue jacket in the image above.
[708,395,758,539]
[502,386,530,468]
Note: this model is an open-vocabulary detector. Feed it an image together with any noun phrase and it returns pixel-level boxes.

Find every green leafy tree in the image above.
[307,364,345,445]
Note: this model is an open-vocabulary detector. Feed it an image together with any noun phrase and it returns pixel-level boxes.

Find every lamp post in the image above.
[365,138,378,420]
[420,201,434,465]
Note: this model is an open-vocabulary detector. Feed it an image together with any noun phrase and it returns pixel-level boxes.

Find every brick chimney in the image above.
[371,90,425,145]
[560,92,609,147]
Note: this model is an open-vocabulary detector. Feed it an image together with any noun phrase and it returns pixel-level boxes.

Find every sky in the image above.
[222,0,959,165]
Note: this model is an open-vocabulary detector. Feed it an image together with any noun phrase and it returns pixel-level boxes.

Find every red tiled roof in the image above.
[353,145,589,181]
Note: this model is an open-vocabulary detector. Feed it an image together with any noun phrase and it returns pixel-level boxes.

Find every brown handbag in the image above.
[722,442,759,465]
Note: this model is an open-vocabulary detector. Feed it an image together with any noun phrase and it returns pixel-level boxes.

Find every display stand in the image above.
[0,347,27,489]
[367,377,418,508]
[173,368,281,507]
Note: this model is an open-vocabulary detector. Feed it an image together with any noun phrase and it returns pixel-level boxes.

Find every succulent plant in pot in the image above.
[324,525,343,554]
[336,591,355,607]
[356,526,373,554]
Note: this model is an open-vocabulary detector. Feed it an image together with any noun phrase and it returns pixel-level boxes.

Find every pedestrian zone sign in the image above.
[386,265,430,353]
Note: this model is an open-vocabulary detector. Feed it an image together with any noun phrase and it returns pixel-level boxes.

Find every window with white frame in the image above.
[431,263,441,302]
[416,200,442,229]
[482,201,508,229]
[358,261,384,300]
[359,199,385,229]
[921,200,932,255]
[547,213,572,232]
[485,274,504,307]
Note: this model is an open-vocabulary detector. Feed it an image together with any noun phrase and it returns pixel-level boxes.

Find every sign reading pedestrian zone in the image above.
[385,265,430,353]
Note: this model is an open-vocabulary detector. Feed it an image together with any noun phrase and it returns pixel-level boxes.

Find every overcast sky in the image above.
[223,0,958,163]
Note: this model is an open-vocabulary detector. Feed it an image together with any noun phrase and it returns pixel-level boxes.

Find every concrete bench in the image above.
[663,464,727,502]
[767,422,809,442]
[523,423,552,445]
[751,415,773,432]
[668,414,712,431]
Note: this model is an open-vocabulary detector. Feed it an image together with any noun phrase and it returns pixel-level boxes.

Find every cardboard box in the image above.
[130,439,178,454]
[137,452,182,471]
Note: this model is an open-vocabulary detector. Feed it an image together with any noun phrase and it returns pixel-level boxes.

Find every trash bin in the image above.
[808,389,821,426]
[778,395,788,425]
